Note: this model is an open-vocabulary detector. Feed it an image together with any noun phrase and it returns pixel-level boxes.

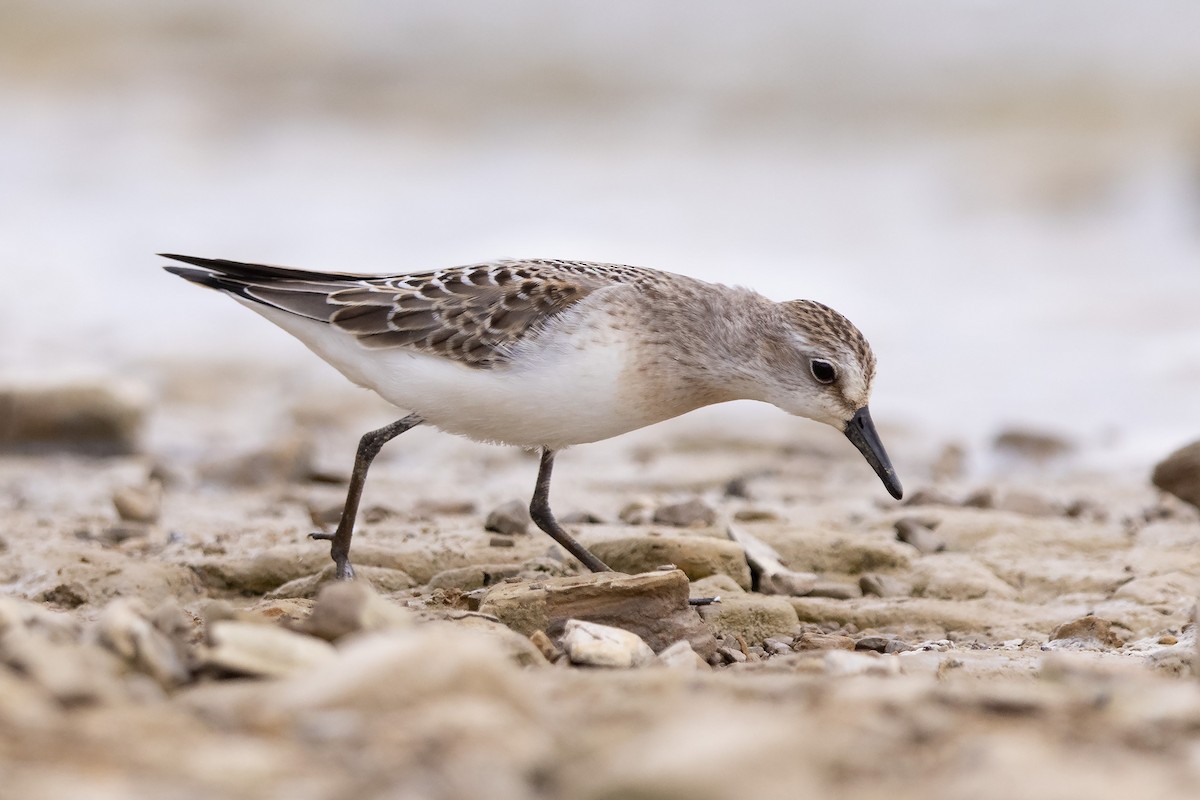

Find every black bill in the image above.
[843,406,903,500]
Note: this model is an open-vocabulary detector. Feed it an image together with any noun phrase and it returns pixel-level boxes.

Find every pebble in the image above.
[1151,439,1200,509]
[1045,615,1125,650]
[763,637,793,655]
[617,499,655,525]
[589,534,752,590]
[558,510,605,524]
[894,517,946,553]
[489,535,516,548]
[652,498,717,527]
[855,636,910,654]
[485,499,532,536]
[112,481,163,524]
[0,380,146,455]
[560,619,655,668]
[732,507,783,522]
[529,629,563,662]
[479,569,717,658]
[902,488,958,507]
[200,620,337,678]
[717,645,747,664]
[726,524,817,596]
[298,581,415,642]
[858,573,910,598]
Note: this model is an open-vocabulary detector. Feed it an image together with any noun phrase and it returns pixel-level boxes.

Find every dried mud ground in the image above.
[3,365,1200,800]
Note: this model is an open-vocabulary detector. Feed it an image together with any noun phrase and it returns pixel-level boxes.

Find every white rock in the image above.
[561,619,655,668]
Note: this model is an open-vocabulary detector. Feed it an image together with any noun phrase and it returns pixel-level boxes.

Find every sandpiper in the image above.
[163,254,902,579]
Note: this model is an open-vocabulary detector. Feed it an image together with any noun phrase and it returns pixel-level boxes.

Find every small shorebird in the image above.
[163,254,902,579]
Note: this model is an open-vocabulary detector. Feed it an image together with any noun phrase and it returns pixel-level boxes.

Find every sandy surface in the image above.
[2,365,1200,800]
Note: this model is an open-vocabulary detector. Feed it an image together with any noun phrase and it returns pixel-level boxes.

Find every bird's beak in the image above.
[843,406,903,500]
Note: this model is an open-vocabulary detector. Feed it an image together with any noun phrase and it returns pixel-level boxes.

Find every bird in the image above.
[162,254,902,580]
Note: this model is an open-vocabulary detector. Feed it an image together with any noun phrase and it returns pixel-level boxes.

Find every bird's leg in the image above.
[529,448,612,573]
[311,413,423,579]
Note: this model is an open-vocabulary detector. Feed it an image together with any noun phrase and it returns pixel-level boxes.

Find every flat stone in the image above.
[795,631,855,651]
[589,535,751,590]
[698,594,799,645]
[478,569,717,658]
[806,581,862,600]
[653,498,717,527]
[485,499,532,536]
[560,619,655,668]
[993,428,1075,461]
[1152,440,1200,509]
[908,555,1017,601]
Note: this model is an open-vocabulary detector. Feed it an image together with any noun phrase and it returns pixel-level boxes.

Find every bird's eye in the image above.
[810,359,837,384]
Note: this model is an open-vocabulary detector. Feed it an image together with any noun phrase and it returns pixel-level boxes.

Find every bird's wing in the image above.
[162,255,651,368]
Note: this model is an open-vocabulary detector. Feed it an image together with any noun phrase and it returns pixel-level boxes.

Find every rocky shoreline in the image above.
[2,373,1199,799]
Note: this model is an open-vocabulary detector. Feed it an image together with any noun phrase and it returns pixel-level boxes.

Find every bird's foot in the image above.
[308,532,356,580]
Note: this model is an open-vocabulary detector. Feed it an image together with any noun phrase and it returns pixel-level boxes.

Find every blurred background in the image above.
[3,0,1199,469]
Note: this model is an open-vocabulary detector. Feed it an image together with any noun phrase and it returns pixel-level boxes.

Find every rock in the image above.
[894,518,946,553]
[200,620,337,678]
[1046,615,1125,649]
[192,549,329,594]
[994,490,1061,517]
[433,615,549,668]
[489,536,516,548]
[656,640,709,670]
[560,619,655,668]
[529,629,563,662]
[0,606,129,705]
[479,569,717,658]
[299,581,415,642]
[0,380,146,455]
[266,564,417,600]
[717,645,747,664]
[653,498,717,527]
[558,510,605,524]
[908,555,1017,601]
[698,594,799,644]
[112,481,163,524]
[961,488,995,509]
[795,631,854,650]
[589,535,752,590]
[618,500,654,525]
[1152,440,1200,509]
[687,573,746,599]
[38,582,90,608]
[94,599,190,688]
[855,635,911,653]
[485,499,532,536]
[858,573,911,598]
[993,428,1075,461]
[726,524,816,596]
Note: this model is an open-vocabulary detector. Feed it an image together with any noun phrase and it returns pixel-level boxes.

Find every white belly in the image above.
[244,300,654,449]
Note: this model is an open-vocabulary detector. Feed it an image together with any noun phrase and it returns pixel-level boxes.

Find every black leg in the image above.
[529,448,611,573]
[311,414,423,579]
